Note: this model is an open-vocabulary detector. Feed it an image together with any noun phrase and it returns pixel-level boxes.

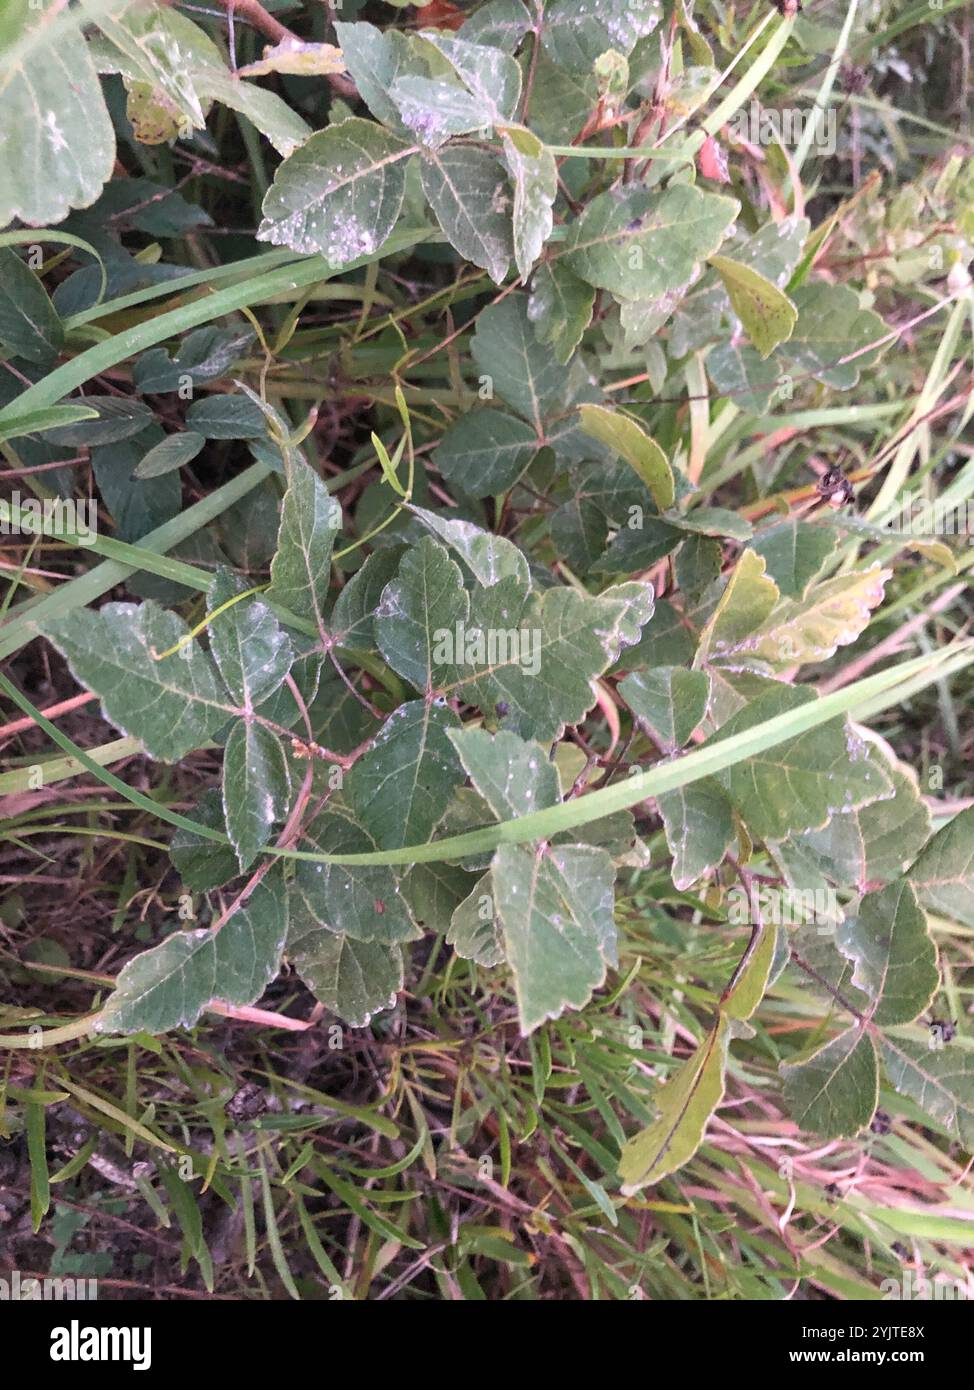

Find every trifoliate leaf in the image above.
[96,876,288,1035]
[907,806,974,928]
[577,404,674,510]
[837,881,939,1027]
[419,145,513,284]
[268,462,342,634]
[222,721,290,872]
[40,602,233,762]
[620,667,710,752]
[258,117,413,263]
[709,254,797,358]
[494,842,617,1033]
[346,700,465,849]
[562,185,738,303]
[618,1016,732,1192]
[781,1026,878,1139]
[435,409,537,499]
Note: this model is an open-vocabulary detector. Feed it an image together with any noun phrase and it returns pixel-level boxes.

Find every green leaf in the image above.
[562,185,738,303]
[41,602,232,762]
[619,668,710,752]
[419,30,522,121]
[374,537,469,692]
[287,929,403,1027]
[0,248,64,366]
[410,504,530,586]
[501,127,557,280]
[450,577,654,741]
[618,1016,732,1193]
[170,790,238,893]
[289,809,420,946]
[40,395,155,447]
[222,721,290,872]
[333,21,416,132]
[185,395,268,440]
[528,262,595,365]
[0,0,115,227]
[714,684,894,841]
[435,409,537,500]
[781,1026,878,1139]
[390,76,492,147]
[330,548,403,652]
[461,0,533,49]
[780,283,887,389]
[132,430,206,480]
[879,1035,974,1146]
[675,534,722,604]
[471,294,570,428]
[207,570,293,709]
[577,404,674,511]
[448,727,561,820]
[907,806,974,928]
[346,700,465,849]
[268,461,342,634]
[656,780,735,890]
[706,342,781,411]
[748,519,833,599]
[837,881,939,1027]
[494,842,616,1033]
[133,327,254,394]
[796,738,932,893]
[258,117,413,263]
[542,0,662,72]
[448,871,505,966]
[419,145,513,284]
[709,254,797,358]
[96,876,289,1035]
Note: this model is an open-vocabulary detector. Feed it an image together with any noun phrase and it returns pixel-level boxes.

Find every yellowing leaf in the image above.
[709,254,797,358]
[238,39,347,78]
[577,404,674,510]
